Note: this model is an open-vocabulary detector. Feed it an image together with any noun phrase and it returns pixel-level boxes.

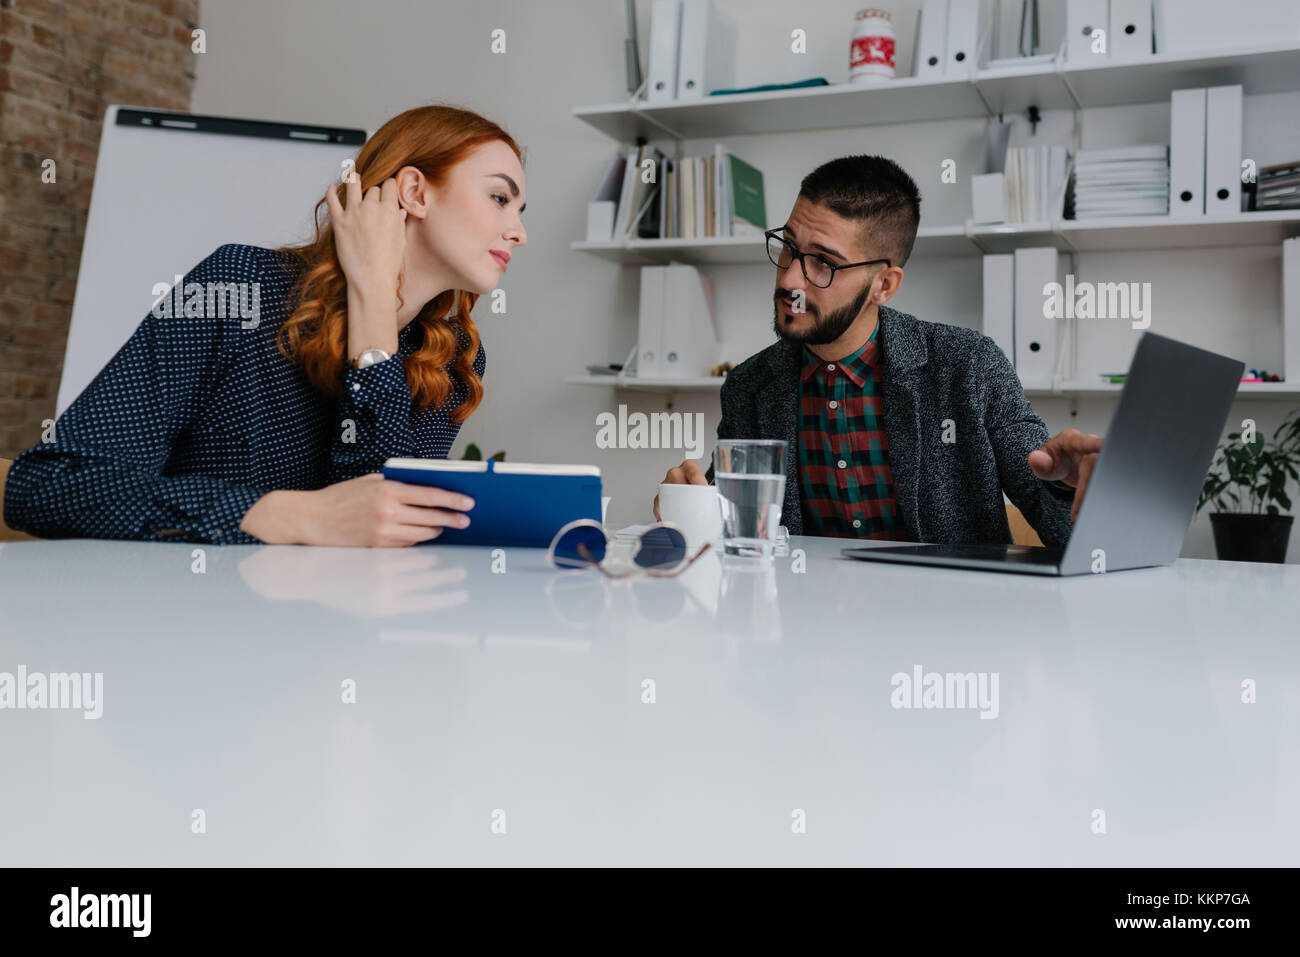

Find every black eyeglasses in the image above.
[764,228,890,288]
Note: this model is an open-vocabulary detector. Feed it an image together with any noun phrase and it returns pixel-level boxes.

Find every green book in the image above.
[727,154,766,235]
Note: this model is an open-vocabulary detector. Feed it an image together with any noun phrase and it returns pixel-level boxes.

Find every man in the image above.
[654,154,1101,547]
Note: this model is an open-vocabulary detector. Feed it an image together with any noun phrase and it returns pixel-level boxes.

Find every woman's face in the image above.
[401,139,527,296]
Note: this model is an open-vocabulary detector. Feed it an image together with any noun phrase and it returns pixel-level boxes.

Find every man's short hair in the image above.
[797,155,922,267]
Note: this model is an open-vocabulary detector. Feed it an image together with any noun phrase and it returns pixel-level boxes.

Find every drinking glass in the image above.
[713,439,787,557]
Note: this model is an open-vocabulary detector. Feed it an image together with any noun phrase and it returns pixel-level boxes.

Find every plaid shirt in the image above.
[797,324,902,539]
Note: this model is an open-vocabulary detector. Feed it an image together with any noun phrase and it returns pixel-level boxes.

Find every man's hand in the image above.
[1027,428,1104,522]
[652,459,708,521]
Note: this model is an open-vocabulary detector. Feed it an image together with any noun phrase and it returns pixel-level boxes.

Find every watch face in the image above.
[354,349,388,368]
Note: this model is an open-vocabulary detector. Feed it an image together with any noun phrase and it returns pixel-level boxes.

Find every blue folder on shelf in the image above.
[380,458,603,548]
[708,77,829,96]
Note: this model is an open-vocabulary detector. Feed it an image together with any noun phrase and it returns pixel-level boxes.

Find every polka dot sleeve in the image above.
[3,246,273,545]
[330,353,419,482]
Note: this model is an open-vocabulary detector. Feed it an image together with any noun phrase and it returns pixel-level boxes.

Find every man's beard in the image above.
[772,281,872,345]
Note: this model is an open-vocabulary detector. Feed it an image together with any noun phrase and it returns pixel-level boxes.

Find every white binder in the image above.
[944,0,982,76]
[676,0,734,100]
[636,266,668,377]
[915,0,949,79]
[1109,0,1152,62]
[982,254,1016,366]
[660,264,720,378]
[1204,84,1243,216]
[1169,87,1207,218]
[1013,247,1064,389]
[1153,0,1300,54]
[1284,237,1300,385]
[1066,0,1110,65]
[646,0,681,102]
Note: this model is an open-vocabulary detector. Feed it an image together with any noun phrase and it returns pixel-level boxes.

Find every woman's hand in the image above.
[298,473,476,547]
[325,173,407,300]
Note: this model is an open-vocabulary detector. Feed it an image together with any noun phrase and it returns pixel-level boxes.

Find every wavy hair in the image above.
[274,104,521,422]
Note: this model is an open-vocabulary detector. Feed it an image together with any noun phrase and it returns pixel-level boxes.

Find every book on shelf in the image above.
[726,152,765,236]
[1257,195,1300,211]
[1260,160,1300,180]
[1003,145,1069,223]
[1253,158,1300,211]
[613,144,640,239]
[609,143,666,240]
[606,145,765,241]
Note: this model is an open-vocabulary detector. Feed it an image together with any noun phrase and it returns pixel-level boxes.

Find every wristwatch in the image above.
[350,348,391,370]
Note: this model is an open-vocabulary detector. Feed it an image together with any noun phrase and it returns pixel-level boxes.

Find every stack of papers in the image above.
[1069,145,1170,219]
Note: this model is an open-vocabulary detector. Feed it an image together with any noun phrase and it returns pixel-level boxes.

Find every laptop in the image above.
[842,332,1244,576]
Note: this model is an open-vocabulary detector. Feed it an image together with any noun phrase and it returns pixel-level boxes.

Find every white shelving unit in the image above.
[574,42,1300,140]
[573,225,975,264]
[1058,210,1300,252]
[575,212,1300,264]
[574,75,983,141]
[569,40,1300,396]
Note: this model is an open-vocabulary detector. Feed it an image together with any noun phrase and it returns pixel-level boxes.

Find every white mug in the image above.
[657,482,724,552]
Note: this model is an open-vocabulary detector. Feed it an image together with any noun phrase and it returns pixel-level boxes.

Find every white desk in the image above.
[0,536,1296,866]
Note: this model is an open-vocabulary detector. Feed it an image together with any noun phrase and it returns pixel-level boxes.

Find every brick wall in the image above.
[0,0,198,458]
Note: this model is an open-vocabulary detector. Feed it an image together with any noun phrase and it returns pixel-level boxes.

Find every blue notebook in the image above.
[380,458,603,548]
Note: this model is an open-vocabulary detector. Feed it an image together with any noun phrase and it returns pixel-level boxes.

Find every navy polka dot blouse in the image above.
[3,243,486,545]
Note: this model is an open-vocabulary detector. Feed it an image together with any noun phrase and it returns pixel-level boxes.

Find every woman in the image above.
[3,105,526,547]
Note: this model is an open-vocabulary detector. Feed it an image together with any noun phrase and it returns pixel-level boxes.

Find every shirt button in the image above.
[837,459,847,469]
[829,400,838,410]
[826,363,836,371]
[853,519,862,528]
[351,382,361,392]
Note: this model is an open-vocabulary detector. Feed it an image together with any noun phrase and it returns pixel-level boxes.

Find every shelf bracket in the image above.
[969,74,998,118]
[627,103,686,142]
[609,378,680,409]
[1051,218,1079,256]
[1054,50,1084,113]
[964,218,994,254]
[968,17,998,117]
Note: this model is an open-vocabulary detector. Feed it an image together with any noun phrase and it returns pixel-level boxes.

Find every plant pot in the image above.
[1209,513,1294,563]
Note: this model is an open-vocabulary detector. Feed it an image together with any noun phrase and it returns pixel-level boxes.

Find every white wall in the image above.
[194,0,1300,559]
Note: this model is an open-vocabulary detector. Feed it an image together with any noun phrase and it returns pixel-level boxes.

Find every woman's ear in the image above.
[396,165,430,219]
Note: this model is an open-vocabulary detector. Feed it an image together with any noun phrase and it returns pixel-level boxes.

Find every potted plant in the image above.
[461,442,505,463]
[1196,408,1300,563]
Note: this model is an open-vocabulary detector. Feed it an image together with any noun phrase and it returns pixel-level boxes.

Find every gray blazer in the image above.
[704,305,1076,547]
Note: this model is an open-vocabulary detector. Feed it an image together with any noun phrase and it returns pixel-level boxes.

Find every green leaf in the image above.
[462,443,482,461]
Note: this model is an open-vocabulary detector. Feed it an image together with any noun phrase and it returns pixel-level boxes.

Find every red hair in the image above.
[274,104,521,422]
